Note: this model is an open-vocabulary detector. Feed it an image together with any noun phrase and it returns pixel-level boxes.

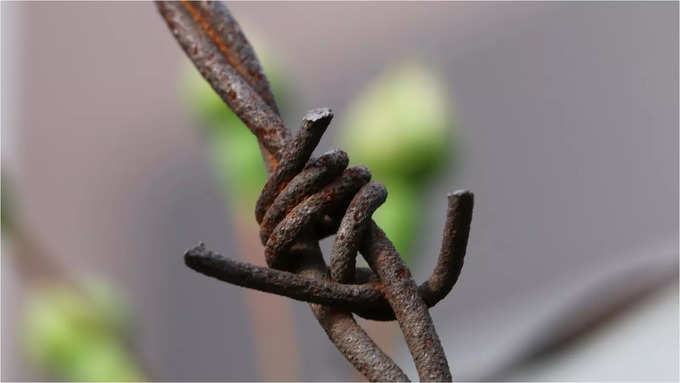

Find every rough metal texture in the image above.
[255,108,333,224]
[157,1,474,381]
[331,183,387,283]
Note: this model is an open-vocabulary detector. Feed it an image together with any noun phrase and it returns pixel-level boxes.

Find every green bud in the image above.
[340,62,455,184]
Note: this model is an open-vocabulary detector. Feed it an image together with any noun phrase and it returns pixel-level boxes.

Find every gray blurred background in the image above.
[2,2,678,381]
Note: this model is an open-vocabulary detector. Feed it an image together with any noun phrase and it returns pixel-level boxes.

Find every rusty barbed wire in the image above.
[156,1,474,381]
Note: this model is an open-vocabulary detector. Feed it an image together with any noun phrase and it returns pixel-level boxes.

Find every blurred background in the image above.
[1,2,678,381]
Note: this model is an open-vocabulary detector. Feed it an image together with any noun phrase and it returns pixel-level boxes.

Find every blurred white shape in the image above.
[506,281,678,381]
[399,238,678,381]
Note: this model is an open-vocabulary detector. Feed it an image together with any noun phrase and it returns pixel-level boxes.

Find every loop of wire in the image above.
[157,2,473,381]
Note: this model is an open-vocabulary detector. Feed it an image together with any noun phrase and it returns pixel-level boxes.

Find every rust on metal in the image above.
[157,1,474,381]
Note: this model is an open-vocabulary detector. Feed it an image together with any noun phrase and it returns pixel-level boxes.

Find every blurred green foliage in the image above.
[22,280,142,381]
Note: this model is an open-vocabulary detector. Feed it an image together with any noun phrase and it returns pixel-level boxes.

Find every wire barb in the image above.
[255,108,333,224]
[157,1,474,381]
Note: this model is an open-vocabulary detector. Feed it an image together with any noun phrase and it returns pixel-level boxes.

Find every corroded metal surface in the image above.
[157,1,474,381]
[255,108,333,224]
[156,1,287,170]
[331,183,387,283]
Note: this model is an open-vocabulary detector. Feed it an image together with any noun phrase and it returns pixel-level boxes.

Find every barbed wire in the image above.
[156,2,473,381]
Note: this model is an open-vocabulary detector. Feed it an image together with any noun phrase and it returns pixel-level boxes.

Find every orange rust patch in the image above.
[181,1,255,93]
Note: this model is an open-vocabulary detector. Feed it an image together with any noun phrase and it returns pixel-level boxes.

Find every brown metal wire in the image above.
[156,2,474,381]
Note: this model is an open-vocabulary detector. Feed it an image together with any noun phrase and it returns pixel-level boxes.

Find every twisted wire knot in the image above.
[157,2,474,380]
[185,108,473,381]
